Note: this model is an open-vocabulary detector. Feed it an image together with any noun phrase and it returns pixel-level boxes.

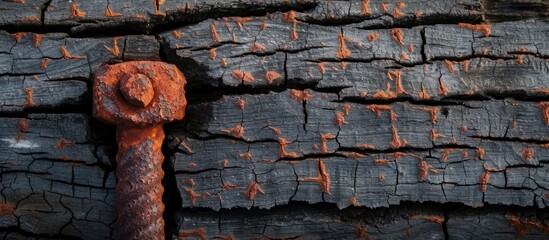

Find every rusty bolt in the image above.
[92,61,186,240]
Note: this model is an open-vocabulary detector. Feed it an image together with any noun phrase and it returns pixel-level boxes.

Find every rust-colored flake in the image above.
[40,58,49,69]
[482,48,489,55]
[380,3,388,12]
[360,0,371,15]
[393,8,404,18]
[356,143,375,150]
[458,23,491,37]
[239,152,252,160]
[343,104,351,116]
[231,17,252,30]
[298,159,331,194]
[443,60,455,73]
[336,34,351,59]
[408,43,414,53]
[55,138,74,149]
[356,226,371,240]
[418,159,430,181]
[339,61,348,70]
[220,58,228,67]
[245,181,265,200]
[334,112,349,127]
[0,203,15,216]
[374,159,391,166]
[178,228,206,240]
[179,140,194,154]
[235,99,246,110]
[16,119,28,142]
[367,33,380,42]
[540,102,549,124]
[317,62,326,74]
[373,83,397,100]
[231,69,254,83]
[413,107,438,124]
[390,29,404,45]
[282,11,299,40]
[268,126,282,135]
[459,59,470,72]
[289,89,313,102]
[400,52,408,61]
[278,137,299,158]
[186,163,197,169]
[24,88,34,106]
[516,55,524,65]
[343,152,365,159]
[430,129,445,141]
[480,170,490,192]
[18,16,40,22]
[476,148,485,159]
[172,31,182,39]
[220,124,244,138]
[103,37,120,56]
[438,78,448,96]
[261,21,267,30]
[419,85,431,100]
[520,146,534,160]
[60,46,85,59]
[387,69,406,94]
[424,216,444,224]
[7,0,25,4]
[320,133,336,154]
[185,188,211,205]
[105,6,122,17]
[33,33,42,47]
[350,196,359,206]
[390,126,408,148]
[250,42,266,52]
[210,21,220,42]
[507,215,549,237]
[397,2,406,8]
[441,149,452,162]
[264,71,282,84]
[207,48,217,60]
[222,159,229,168]
[70,3,86,18]
[11,32,26,42]
[366,104,392,117]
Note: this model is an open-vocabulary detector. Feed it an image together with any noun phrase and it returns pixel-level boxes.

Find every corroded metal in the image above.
[92,61,186,240]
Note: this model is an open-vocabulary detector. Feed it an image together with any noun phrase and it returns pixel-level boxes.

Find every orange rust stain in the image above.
[317,62,326,74]
[282,11,299,40]
[399,53,408,62]
[418,159,430,181]
[18,16,40,22]
[153,0,165,16]
[541,143,549,148]
[539,102,549,124]
[103,37,120,56]
[390,29,404,45]
[289,89,313,102]
[231,69,254,83]
[441,149,452,162]
[458,23,491,37]
[55,138,74,149]
[356,143,375,150]
[360,0,371,15]
[367,33,380,42]
[350,196,359,206]
[408,43,414,53]
[186,163,197,169]
[178,228,207,240]
[360,91,368,98]
[222,159,229,168]
[366,104,392,117]
[413,107,438,124]
[461,150,468,158]
[374,159,391,166]
[480,170,490,192]
[131,14,146,19]
[220,58,228,67]
[343,152,365,159]
[459,60,470,72]
[40,58,49,69]
[424,216,444,224]
[380,3,388,12]
[179,141,194,154]
[443,60,455,73]
[268,126,282,135]
[419,85,431,100]
[245,181,265,200]
[235,99,246,110]
[172,31,182,39]
[390,126,408,149]
[339,61,348,69]
[250,42,266,52]
[210,21,220,42]
[278,137,299,158]
[387,69,406,94]
[482,48,489,55]
[356,226,371,240]
[231,17,252,31]
[343,104,351,116]
[0,203,15,216]
[8,0,25,3]
[334,112,349,127]
[239,152,252,160]
[320,133,336,153]
[299,159,330,194]
[393,8,405,18]
[415,12,423,18]
[11,32,26,42]
[396,2,406,8]
[507,215,549,237]
[208,48,217,60]
[16,119,28,142]
[373,83,397,100]
[33,33,42,47]
[520,146,534,161]
[516,55,523,65]
[264,71,282,84]
[390,111,398,123]
[32,75,38,80]
[336,34,351,59]
[105,6,122,17]
[378,174,385,181]
[388,152,407,160]
[430,129,445,141]
[438,78,448,96]
[24,88,34,106]
[476,148,485,159]
[260,21,267,30]
[70,3,86,18]
[220,124,244,138]
[60,46,85,59]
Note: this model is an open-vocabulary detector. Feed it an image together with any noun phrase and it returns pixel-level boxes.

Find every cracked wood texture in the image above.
[1,0,549,239]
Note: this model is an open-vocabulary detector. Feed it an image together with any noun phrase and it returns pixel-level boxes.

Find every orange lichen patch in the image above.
[430,129,445,141]
[103,37,120,56]
[239,152,252,160]
[171,31,182,39]
[336,34,351,59]
[245,181,265,200]
[334,112,349,127]
[419,85,431,100]
[516,55,523,65]
[206,48,217,60]
[387,152,407,160]
[380,3,388,12]
[24,88,34,106]
[260,21,267,30]
[412,107,438,124]
[222,159,229,168]
[390,29,404,45]
[360,0,371,15]
[235,99,246,110]
[390,126,408,148]
[479,169,490,192]
[366,104,391,117]
[507,215,549,237]
[476,148,485,159]
[289,89,313,102]
[268,126,282,136]
[458,23,491,37]
[387,69,406,94]
[418,159,430,181]
[374,159,391,166]
[343,152,365,159]
[220,124,244,138]
[343,104,351,116]
[407,44,414,54]
[443,59,455,73]
[298,159,330,194]
[278,137,299,158]
[399,52,408,62]
[320,133,336,154]
[393,8,405,18]
[33,33,43,47]
[184,187,211,205]
[424,216,444,224]
[396,2,406,8]
[0,203,15,216]
[438,78,448,96]
[317,62,327,74]
[459,60,470,72]
[350,196,359,206]
[220,58,228,67]
[60,46,85,59]
[373,83,397,100]
[367,33,380,42]
[11,32,26,42]
[356,143,375,150]
[179,140,194,154]
[231,69,254,83]
[105,6,122,17]
[210,21,220,42]
[264,71,282,84]
[70,3,86,18]
[539,102,549,124]
[55,138,74,149]
[186,163,197,169]
[231,17,252,30]
[40,58,49,69]
[282,11,299,40]
[250,42,266,53]
[223,183,240,190]
[16,119,28,142]
[441,149,452,162]
[178,228,206,240]
[520,146,534,161]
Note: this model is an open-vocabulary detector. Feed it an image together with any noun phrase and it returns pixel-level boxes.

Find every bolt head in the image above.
[119,73,154,107]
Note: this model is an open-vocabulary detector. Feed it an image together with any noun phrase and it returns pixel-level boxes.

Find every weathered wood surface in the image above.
[0,0,548,239]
